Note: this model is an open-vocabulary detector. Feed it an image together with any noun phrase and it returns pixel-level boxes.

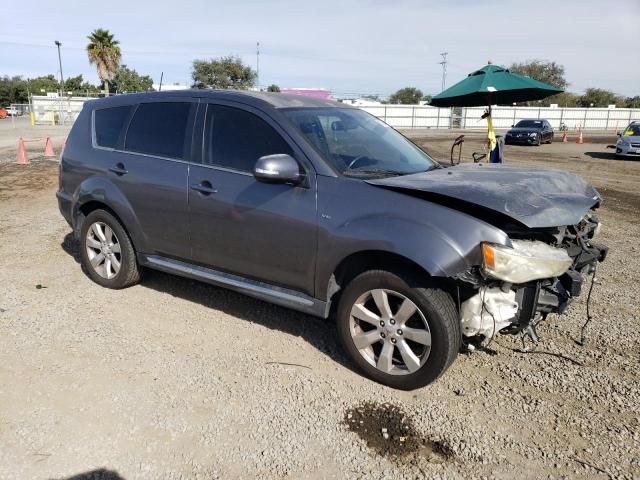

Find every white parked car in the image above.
[616,121,640,159]
[5,106,21,116]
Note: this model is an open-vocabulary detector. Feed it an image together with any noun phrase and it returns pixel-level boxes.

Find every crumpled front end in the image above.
[458,213,608,345]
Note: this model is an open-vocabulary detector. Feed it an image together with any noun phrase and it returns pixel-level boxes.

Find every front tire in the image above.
[336,270,460,390]
[80,209,140,289]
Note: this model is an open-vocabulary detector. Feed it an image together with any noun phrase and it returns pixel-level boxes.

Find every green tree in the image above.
[27,75,60,95]
[421,94,433,103]
[544,91,580,107]
[111,65,154,93]
[624,96,640,108]
[63,75,85,93]
[266,84,280,92]
[509,59,568,89]
[87,28,122,96]
[0,76,29,105]
[389,87,423,104]
[578,88,624,108]
[191,56,256,90]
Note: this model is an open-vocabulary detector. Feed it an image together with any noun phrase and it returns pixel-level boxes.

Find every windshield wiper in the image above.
[342,168,404,178]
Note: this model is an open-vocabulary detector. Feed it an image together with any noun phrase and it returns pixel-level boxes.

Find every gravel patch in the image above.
[0,148,638,479]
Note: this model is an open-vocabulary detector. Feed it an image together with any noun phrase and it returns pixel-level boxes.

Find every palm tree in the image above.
[86,29,121,96]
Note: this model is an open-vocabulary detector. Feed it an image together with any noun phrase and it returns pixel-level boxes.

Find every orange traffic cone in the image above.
[562,131,568,143]
[44,136,54,156]
[576,127,583,144]
[16,137,29,164]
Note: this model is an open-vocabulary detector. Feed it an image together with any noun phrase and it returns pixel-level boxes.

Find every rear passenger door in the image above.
[96,99,195,259]
[188,102,317,295]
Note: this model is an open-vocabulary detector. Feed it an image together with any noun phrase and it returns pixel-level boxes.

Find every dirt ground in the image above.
[1,124,639,479]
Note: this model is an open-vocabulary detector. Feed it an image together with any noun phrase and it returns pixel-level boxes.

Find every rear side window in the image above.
[94,106,131,148]
[125,102,192,159]
[204,105,293,172]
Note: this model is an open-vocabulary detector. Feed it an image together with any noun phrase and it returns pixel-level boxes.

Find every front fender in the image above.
[72,176,149,252]
[315,176,510,299]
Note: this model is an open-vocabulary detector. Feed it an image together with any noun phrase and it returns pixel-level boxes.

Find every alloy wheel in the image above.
[85,221,122,279]
[349,289,431,375]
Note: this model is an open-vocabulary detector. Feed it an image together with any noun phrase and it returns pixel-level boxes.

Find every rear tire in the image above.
[336,270,460,390]
[80,209,140,289]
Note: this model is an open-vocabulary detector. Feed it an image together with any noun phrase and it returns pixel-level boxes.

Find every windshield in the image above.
[515,120,543,128]
[282,107,438,177]
[623,123,640,136]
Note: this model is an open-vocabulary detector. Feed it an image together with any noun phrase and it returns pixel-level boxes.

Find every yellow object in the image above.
[30,112,35,126]
[51,112,55,126]
[624,130,634,136]
[486,114,496,162]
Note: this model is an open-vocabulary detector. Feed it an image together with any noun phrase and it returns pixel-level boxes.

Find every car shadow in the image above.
[584,151,620,160]
[61,233,353,374]
[52,469,125,480]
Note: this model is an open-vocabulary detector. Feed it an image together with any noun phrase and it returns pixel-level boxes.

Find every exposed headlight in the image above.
[617,138,630,146]
[482,240,573,283]
[529,132,538,137]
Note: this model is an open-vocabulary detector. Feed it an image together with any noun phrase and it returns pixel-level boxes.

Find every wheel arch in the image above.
[325,249,458,318]
[72,177,148,253]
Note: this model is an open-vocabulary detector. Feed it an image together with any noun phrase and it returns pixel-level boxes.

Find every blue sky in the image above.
[2,0,639,97]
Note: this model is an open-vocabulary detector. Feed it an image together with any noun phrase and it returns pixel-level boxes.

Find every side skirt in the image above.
[138,254,329,318]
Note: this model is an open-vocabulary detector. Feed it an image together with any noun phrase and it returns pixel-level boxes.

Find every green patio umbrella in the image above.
[430,64,563,107]
[429,64,563,162]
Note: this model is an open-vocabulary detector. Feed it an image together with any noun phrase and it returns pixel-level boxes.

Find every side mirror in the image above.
[617,132,622,137]
[254,154,302,185]
[511,124,515,127]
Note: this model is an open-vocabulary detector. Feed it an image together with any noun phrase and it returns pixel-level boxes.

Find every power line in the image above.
[439,52,448,92]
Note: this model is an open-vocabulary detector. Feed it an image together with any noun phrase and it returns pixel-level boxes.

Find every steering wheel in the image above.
[347,155,369,169]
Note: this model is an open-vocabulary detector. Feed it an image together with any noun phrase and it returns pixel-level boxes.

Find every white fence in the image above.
[461,106,640,131]
[360,105,640,131]
[31,96,88,125]
[357,105,452,128]
[29,95,640,131]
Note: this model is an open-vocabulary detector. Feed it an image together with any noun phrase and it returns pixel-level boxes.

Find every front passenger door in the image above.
[188,103,318,295]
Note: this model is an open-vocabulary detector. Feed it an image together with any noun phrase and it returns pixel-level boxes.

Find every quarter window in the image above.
[204,105,293,172]
[94,105,131,148]
[125,102,192,159]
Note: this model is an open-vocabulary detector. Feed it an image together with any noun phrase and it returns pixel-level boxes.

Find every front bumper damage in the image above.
[458,218,608,345]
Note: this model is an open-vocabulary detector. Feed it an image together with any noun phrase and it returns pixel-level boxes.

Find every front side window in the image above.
[282,107,437,178]
[94,105,131,148]
[125,102,192,159]
[204,105,293,172]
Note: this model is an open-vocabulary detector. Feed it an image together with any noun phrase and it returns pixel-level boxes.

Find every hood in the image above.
[620,134,640,142]
[366,164,601,229]
[508,127,542,133]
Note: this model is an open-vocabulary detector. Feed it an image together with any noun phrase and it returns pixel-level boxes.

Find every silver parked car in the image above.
[616,121,640,159]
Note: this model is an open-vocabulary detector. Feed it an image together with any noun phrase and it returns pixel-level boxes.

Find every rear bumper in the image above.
[56,191,74,229]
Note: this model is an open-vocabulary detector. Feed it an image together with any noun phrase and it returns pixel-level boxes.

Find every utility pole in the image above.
[256,42,260,90]
[54,40,64,93]
[439,52,448,92]
[54,40,65,125]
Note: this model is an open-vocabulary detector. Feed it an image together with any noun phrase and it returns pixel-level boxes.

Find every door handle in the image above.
[190,181,218,195]
[109,163,128,175]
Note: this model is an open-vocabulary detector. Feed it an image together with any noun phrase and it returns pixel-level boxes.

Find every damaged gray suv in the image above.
[57,91,608,390]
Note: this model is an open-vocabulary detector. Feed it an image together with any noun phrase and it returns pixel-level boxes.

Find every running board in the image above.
[139,254,328,318]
